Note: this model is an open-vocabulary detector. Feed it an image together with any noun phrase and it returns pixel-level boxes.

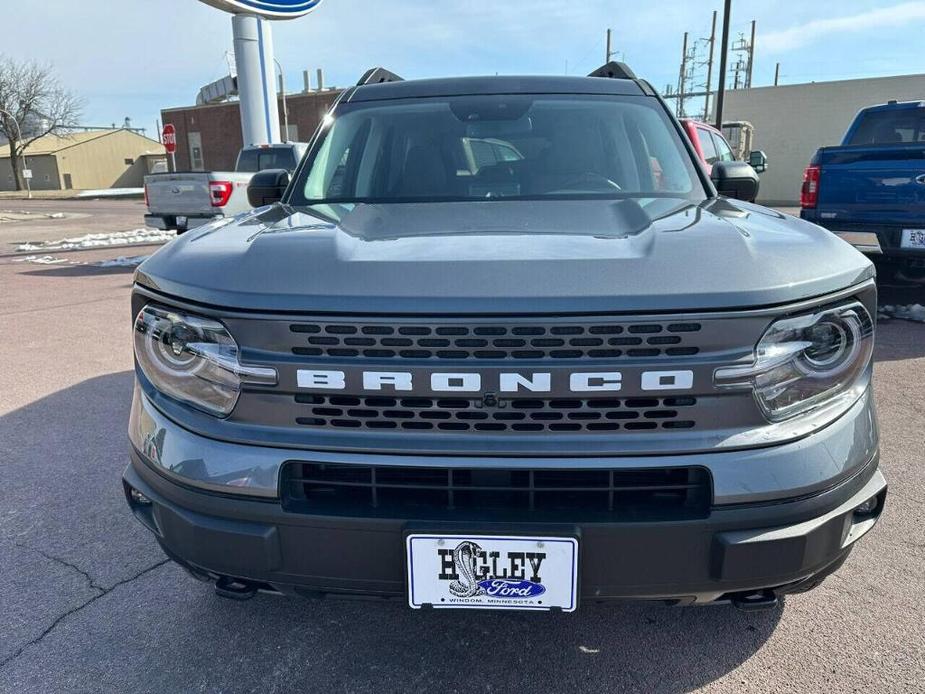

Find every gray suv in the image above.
[124,64,886,611]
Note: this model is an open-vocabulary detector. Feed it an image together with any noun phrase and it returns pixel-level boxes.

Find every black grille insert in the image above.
[293,395,697,433]
[281,463,712,521]
[289,320,702,360]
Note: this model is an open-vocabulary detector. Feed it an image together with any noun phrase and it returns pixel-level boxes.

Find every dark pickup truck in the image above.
[801,100,925,278]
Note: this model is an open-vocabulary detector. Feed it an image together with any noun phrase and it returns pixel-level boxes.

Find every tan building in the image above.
[0,129,167,192]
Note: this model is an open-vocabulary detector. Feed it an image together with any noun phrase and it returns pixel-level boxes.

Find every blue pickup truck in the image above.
[801,100,925,279]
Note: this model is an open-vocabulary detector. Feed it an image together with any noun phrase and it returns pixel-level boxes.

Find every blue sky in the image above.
[9,0,925,139]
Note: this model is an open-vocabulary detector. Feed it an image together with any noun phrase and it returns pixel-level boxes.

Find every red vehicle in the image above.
[679,119,738,174]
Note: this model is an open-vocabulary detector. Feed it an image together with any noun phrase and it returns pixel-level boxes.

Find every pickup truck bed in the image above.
[144,172,250,232]
[801,101,925,273]
[144,143,307,232]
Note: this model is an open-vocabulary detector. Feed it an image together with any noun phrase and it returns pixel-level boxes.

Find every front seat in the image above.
[397,144,448,197]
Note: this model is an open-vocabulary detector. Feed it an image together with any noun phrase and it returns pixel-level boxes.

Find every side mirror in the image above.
[748,150,768,173]
[247,169,290,207]
[711,161,760,202]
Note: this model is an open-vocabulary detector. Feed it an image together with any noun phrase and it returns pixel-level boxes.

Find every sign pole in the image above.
[232,13,281,146]
[197,1,323,148]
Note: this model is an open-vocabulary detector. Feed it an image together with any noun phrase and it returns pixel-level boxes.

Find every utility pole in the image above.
[746,19,756,88]
[703,10,718,121]
[605,28,613,63]
[714,0,732,130]
[677,31,689,117]
[774,62,781,86]
[274,59,289,142]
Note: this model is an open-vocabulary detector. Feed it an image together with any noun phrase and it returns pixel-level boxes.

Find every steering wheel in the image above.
[550,171,622,193]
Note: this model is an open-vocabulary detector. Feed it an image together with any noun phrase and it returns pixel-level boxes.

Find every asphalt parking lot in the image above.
[1,203,923,693]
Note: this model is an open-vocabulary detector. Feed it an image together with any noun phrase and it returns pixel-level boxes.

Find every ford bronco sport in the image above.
[124,64,886,611]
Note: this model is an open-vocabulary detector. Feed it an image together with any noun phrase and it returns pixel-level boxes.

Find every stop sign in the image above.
[162,124,177,154]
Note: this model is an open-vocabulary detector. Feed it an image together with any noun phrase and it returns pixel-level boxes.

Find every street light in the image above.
[0,107,32,198]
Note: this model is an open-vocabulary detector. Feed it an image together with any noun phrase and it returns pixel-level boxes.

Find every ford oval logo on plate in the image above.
[198,0,323,19]
[478,578,547,598]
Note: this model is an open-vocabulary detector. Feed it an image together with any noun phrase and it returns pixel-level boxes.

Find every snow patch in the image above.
[92,255,149,267]
[75,187,144,198]
[879,304,925,323]
[16,228,175,252]
[11,255,69,265]
[11,253,149,267]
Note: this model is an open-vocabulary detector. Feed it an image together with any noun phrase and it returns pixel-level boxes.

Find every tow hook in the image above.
[730,590,779,611]
[215,576,259,601]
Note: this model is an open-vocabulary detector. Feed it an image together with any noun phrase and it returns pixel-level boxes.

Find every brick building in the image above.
[161,90,341,172]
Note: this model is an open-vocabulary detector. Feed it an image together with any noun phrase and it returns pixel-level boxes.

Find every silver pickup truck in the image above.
[144,143,306,233]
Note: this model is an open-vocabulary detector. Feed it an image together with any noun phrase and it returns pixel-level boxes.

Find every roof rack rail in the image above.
[588,62,637,80]
[356,67,404,86]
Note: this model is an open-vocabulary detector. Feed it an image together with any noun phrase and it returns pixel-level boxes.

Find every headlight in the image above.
[133,305,276,417]
[715,301,873,421]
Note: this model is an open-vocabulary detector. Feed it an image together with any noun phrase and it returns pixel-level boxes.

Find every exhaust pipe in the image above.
[730,589,779,611]
[215,576,259,601]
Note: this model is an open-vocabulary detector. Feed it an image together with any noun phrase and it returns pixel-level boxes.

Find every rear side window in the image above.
[847,109,925,145]
[697,128,718,164]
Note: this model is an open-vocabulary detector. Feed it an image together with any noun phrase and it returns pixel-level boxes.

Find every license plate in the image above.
[176,215,188,228]
[406,534,578,611]
[901,229,925,249]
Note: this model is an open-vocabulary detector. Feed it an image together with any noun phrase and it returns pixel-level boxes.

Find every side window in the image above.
[697,128,718,165]
[711,132,736,162]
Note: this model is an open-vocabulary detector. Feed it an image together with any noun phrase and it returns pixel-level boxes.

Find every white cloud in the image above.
[763,1,925,53]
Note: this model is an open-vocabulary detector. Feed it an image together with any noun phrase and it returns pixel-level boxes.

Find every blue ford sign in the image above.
[198,0,323,19]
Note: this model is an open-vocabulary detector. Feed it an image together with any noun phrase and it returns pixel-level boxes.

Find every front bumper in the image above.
[124,454,885,604]
[124,386,886,604]
[801,214,925,261]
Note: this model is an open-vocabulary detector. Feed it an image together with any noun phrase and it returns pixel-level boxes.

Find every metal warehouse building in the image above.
[0,129,167,192]
[724,73,925,205]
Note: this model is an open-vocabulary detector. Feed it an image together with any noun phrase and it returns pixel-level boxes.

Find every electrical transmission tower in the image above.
[730,20,756,89]
[663,11,756,121]
[664,11,719,120]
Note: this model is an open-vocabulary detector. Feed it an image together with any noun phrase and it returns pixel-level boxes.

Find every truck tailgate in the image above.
[145,174,214,216]
[817,144,925,225]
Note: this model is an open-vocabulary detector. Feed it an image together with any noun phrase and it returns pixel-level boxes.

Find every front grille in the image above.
[281,463,712,521]
[293,395,698,433]
[288,319,702,360]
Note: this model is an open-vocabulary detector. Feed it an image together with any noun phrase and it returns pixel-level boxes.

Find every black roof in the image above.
[346,75,647,103]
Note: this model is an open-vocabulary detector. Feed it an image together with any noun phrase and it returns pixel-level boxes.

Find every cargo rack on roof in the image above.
[588,61,638,80]
[356,67,404,86]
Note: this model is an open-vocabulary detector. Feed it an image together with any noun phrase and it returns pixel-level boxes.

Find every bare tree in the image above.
[0,56,82,191]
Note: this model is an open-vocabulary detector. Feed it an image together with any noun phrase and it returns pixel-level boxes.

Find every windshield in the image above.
[290,94,706,206]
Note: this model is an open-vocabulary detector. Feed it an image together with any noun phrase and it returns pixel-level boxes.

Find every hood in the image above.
[136,197,874,314]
